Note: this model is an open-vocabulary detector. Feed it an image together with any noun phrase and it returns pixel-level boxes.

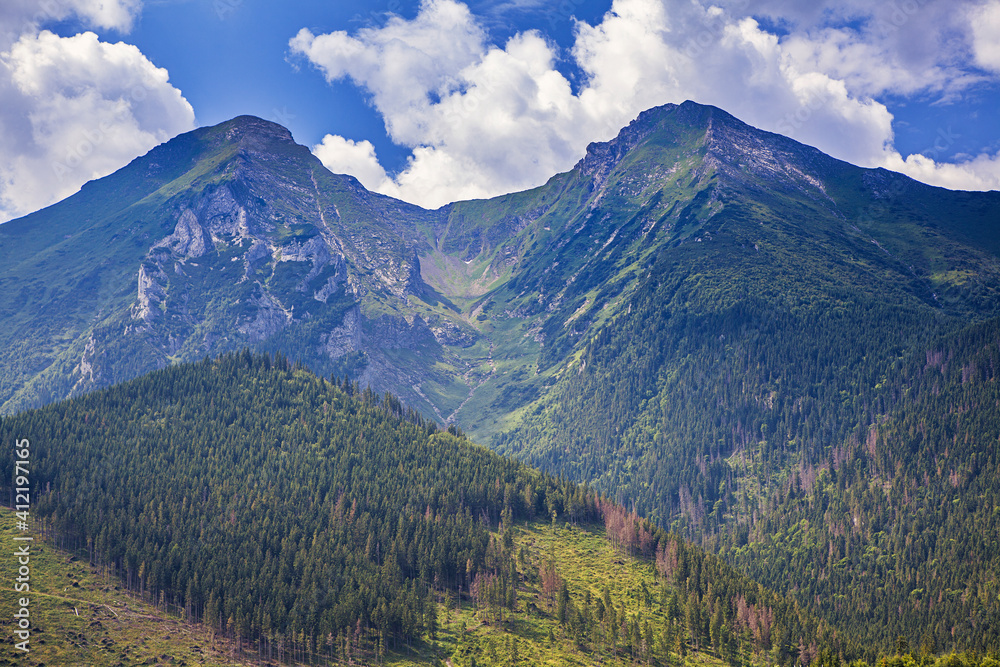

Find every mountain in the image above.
[2,100,999,655]
[0,115,453,417]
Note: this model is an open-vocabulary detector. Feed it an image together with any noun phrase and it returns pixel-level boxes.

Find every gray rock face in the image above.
[314,256,348,303]
[132,264,167,322]
[320,305,362,359]
[237,291,289,342]
[154,209,209,258]
[370,314,436,350]
[201,186,249,239]
[428,317,477,347]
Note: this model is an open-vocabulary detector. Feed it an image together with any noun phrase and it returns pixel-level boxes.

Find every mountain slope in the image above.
[452,103,1000,652]
[2,101,999,656]
[719,317,1000,652]
[0,115,461,417]
[0,352,831,666]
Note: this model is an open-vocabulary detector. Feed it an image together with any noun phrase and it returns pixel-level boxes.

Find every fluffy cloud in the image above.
[729,0,987,97]
[0,0,141,46]
[313,135,397,195]
[883,150,1000,191]
[0,2,194,222]
[970,1,1000,74]
[293,0,999,208]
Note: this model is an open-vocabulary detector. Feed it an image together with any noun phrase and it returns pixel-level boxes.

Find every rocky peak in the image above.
[220,115,296,146]
[572,100,835,198]
[575,103,679,186]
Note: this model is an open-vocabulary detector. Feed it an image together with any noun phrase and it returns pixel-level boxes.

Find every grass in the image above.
[1,507,732,667]
[391,521,731,667]
[0,508,246,666]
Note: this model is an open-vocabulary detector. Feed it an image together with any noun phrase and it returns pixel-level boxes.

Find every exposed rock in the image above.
[154,209,209,258]
[132,264,167,322]
[319,306,362,360]
[200,186,249,239]
[242,240,272,281]
[314,256,349,303]
[74,335,98,387]
[279,235,331,264]
[370,314,436,350]
[237,290,289,342]
[427,317,477,347]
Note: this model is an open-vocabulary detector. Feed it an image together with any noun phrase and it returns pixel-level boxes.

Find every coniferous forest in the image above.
[1,351,997,665]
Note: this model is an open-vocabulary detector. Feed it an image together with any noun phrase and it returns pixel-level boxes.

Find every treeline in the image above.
[0,351,597,663]
[592,500,832,665]
[3,348,996,664]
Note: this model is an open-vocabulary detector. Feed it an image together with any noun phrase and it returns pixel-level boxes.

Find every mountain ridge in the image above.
[2,100,999,654]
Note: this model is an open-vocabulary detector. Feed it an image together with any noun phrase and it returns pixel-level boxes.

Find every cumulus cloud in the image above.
[0,0,141,46]
[883,150,1000,191]
[727,0,987,97]
[313,135,397,195]
[293,0,999,208]
[0,2,194,222]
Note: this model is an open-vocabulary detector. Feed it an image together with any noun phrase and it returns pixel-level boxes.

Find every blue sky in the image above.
[1,0,999,220]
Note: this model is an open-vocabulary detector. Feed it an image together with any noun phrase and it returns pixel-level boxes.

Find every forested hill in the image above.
[0,351,830,666]
[2,351,556,657]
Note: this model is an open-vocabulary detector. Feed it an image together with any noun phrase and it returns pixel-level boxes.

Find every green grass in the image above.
[1,506,733,667]
[0,508,245,666]
[390,521,731,667]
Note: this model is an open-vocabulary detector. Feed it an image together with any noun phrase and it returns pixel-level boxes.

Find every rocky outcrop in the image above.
[314,256,349,303]
[154,209,209,258]
[200,186,250,239]
[73,334,98,388]
[132,264,167,322]
[237,290,289,342]
[278,235,330,264]
[320,305,362,359]
[370,314,436,350]
[428,316,477,347]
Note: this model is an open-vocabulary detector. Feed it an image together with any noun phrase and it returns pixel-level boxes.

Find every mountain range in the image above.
[1,100,999,655]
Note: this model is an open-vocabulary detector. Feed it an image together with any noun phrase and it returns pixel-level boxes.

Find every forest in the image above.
[495,226,1000,656]
[1,350,997,665]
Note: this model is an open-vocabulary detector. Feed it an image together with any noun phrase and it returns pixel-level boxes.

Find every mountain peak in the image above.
[215,115,295,144]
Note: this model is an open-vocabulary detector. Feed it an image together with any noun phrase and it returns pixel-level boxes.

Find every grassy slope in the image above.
[419,521,726,667]
[0,508,245,666]
[1,504,731,667]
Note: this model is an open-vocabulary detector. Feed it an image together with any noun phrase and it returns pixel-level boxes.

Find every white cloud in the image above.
[294,0,999,208]
[719,0,986,97]
[0,2,195,222]
[312,134,397,195]
[884,149,1000,191]
[970,1,1000,73]
[1,0,140,47]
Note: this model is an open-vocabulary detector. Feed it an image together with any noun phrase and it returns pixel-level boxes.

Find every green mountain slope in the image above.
[449,103,1000,652]
[0,116,462,418]
[2,100,999,657]
[0,507,242,666]
[719,317,1000,653]
[1,352,830,666]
